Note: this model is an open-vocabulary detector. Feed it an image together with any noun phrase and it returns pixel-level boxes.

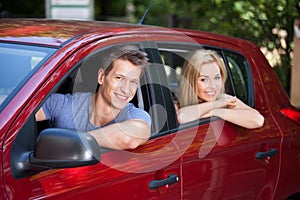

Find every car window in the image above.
[157,43,253,124]
[158,44,198,100]
[36,43,151,133]
[224,51,250,104]
[12,42,157,179]
[57,43,147,107]
[0,43,55,110]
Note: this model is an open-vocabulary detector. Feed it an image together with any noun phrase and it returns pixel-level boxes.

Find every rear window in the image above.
[0,43,55,109]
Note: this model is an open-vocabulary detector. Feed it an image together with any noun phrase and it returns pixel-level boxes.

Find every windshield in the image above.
[0,43,56,109]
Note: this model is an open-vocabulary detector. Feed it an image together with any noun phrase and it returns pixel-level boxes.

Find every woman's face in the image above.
[196,61,223,102]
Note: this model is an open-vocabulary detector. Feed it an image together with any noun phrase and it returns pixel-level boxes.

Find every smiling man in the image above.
[35,45,151,150]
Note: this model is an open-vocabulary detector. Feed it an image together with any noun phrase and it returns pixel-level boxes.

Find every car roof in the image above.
[0,19,145,47]
[0,18,252,48]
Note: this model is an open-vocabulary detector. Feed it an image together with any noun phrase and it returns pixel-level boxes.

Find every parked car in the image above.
[1,19,300,200]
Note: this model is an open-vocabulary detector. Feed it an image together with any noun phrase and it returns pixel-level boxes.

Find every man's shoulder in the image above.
[72,92,91,100]
[46,92,90,107]
[48,93,73,101]
[71,92,91,109]
[127,103,145,112]
[127,102,138,109]
[125,103,151,125]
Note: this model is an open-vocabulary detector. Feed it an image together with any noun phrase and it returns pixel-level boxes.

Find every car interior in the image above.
[35,45,150,134]
[157,44,250,106]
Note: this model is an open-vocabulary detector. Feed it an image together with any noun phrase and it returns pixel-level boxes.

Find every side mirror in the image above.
[30,128,100,168]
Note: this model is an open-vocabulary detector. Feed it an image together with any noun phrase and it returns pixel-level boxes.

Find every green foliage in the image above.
[133,0,177,26]
[1,0,298,94]
[0,0,45,18]
[136,0,299,94]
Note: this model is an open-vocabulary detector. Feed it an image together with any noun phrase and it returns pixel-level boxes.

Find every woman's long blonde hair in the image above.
[178,49,227,107]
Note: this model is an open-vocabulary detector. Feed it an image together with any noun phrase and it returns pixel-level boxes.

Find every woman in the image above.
[176,49,264,129]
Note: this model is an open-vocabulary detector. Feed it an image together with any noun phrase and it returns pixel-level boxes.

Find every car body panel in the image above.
[177,119,281,199]
[241,42,300,199]
[5,134,182,199]
[0,19,299,199]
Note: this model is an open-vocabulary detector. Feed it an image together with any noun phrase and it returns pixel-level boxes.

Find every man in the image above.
[35,45,151,150]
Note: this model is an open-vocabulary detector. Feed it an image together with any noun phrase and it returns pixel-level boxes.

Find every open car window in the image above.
[156,42,253,125]
[35,43,152,134]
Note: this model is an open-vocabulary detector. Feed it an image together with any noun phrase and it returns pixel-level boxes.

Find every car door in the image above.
[3,36,182,199]
[156,41,281,200]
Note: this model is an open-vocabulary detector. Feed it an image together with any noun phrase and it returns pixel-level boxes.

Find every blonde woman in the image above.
[176,49,264,129]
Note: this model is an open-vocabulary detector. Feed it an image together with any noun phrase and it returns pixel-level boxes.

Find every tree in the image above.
[1,0,299,94]
[0,0,45,18]
[136,0,300,95]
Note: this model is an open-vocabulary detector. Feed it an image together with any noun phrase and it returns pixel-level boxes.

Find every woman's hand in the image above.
[225,95,237,109]
[199,95,236,119]
[213,94,237,109]
[202,94,264,129]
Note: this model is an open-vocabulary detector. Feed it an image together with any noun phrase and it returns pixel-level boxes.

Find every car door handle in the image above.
[256,148,278,159]
[148,174,179,189]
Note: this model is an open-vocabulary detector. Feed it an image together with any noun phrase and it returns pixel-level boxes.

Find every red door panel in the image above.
[3,132,181,199]
[176,117,281,199]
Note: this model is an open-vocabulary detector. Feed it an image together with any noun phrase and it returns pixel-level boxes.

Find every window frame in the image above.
[221,49,254,106]
[155,42,255,128]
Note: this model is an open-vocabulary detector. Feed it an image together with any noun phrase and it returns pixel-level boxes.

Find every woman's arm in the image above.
[205,97,264,129]
[88,119,151,150]
[176,96,235,124]
[177,94,264,129]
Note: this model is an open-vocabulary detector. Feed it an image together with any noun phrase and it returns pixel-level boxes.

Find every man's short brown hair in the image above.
[104,45,149,75]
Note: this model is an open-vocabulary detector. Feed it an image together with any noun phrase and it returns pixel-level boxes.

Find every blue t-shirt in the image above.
[42,93,151,132]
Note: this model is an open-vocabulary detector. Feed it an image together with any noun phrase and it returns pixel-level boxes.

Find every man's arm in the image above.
[88,119,151,150]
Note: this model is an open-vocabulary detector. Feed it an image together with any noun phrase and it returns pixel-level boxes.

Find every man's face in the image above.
[98,59,142,111]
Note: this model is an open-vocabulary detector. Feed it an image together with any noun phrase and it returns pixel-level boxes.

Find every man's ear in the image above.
[98,68,105,85]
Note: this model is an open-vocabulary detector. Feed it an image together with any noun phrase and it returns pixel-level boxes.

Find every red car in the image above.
[0,19,300,200]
